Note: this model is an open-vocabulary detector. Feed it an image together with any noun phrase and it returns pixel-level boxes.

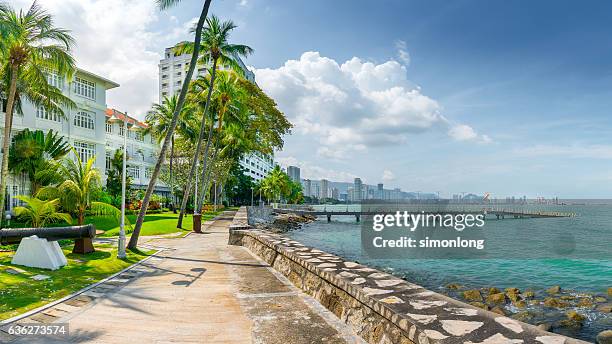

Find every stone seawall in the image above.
[228,207,589,344]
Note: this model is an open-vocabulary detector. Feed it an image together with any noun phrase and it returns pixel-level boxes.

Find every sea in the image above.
[285,202,612,341]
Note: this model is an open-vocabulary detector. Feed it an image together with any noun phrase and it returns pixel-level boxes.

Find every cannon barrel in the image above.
[0,224,96,245]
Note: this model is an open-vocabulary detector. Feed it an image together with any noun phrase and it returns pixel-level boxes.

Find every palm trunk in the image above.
[193,59,219,214]
[199,131,221,207]
[176,58,218,227]
[170,135,175,212]
[128,0,212,249]
[0,65,19,227]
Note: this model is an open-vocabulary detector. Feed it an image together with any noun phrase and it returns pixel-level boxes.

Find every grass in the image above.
[0,244,154,321]
[100,210,222,237]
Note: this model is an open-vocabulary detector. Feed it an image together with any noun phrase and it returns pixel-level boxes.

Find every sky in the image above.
[12,0,612,198]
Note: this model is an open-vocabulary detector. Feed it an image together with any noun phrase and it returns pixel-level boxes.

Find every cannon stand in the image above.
[73,238,95,254]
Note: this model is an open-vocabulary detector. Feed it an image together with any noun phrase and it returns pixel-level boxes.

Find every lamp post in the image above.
[251,187,253,206]
[108,111,128,259]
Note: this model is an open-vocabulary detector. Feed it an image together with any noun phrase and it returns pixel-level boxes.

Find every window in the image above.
[176,72,181,76]
[74,141,95,163]
[145,167,153,179]
[162,74,168,79]
[36,106,61,122]
[161,92,168,97]
[128,166,140,179]
[74,77,96,99]
[161,83,168,88]
[74,111,95,129]
[135,131,144,142]
[174,64,182,69]
[105,151,112,173]
[105,122,113,133]
[162,65,169,71]
[46,71,64,89]
[119,125,125,136]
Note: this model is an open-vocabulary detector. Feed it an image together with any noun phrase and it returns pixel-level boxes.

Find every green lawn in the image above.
[0,244,154,321]
[99,210,222,237]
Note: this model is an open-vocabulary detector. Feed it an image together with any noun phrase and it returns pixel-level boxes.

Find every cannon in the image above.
[0,224,96,254]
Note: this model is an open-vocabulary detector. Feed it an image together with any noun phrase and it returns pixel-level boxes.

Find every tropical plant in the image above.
[105,149,131,205]
[224,161,255,206]
[8,129,71,194]
[0,3,76,223]
[13,195,71,228]
[129,0,212,249]
[145,94,194,212]
[37,152,122,225]
[175,15,253,228]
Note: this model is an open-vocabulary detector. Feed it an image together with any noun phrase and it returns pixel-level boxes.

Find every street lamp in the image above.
[108,111,130,259]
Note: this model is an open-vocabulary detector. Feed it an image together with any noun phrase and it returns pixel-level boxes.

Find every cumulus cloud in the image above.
[12,0,193,118]
[254,51,488,159]
[276,156,357,182]
[382,170,395,183]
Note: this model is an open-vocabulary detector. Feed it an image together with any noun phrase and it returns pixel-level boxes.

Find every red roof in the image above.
[105,109,148,129]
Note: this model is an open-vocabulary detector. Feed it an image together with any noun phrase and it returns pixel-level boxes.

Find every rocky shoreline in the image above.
[253,211,316,233]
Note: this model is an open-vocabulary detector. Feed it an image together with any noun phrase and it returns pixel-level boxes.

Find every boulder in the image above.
[488,287,501,295]
[463,289,483,302]
[576,298,594,308]
[487,293,507,305]
[557,311,585,328]
[595,296,608,303]
[523,290,535,299]
[536,323,552,332]
[490,306,507,315]
[505,287,520,295]
[469,302,489,310]
[513,300,527,308]
[597,330,612,344]
[596,303,612,313]
[446,283,462,290]
[546,285,561,295]
[560,295,575,301]
[511,311,533,322]
[507,292,521,303]
[544,297,569,308]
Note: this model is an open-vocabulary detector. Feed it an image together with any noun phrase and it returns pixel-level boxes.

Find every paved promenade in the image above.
[6,211,363,344]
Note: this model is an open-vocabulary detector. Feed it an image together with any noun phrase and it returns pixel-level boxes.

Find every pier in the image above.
[272,204,576,222]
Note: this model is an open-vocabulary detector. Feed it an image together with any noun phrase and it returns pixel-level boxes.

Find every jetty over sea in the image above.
[272,204,577,222]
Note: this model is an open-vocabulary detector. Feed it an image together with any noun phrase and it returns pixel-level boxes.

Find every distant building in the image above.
[320,179,329,199]
[287,166,300,183]
[331,187,339,200]
[377,183,384,199]
[354,178,363,202]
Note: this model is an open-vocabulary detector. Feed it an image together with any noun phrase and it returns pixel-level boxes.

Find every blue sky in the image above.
[16,0,612,198]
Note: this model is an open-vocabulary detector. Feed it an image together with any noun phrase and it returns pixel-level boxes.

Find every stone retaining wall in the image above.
[228,207,588,344]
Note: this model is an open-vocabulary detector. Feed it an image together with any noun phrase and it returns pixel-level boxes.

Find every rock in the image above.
[597,330,612,344]
[576,298,594,308]
[469,302,489,310]
[505,287,520,295]
[558,311,585,328]
[546,286,561,294]
[446,283,462,290]
[488,287,501,295]
[608,288,612,296]
[523,290,535,299]
[31,274,50,281]
[595,296,607,303]
[544,297,569,308]
[507,292,521,303]
[511,311,533,322]
[596,303,612,313]
[537,323,552,332]
[463,289,483,302]
[490,306,507,315]
[513,300,527,308]
[560,295,575,301]
[487,293,507,305]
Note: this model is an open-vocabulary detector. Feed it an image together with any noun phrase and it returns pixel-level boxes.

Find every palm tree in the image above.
[13,195,71,228]
[37,153,120,226]
[9,129,71,194]
[175,16,253,228]
[145,95,194,212]
[128,0,212,249]
[0,3,76,224]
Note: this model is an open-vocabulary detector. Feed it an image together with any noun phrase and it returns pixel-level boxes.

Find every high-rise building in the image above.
[287,166,300,183]
[354,178,363,202]
[158,44,271,181]
[320,179,329,199]
[377,183,384,199]
[331,187,339,200]
[302,179,312,197]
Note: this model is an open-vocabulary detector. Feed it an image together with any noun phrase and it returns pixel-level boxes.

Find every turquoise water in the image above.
[285,204,612,341]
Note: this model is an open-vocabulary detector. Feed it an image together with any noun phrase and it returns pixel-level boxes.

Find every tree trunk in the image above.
[193,59,219,215]
[128,0,212,249]
[0,65,20,227]
[170,135,175,213]
[176,58,218,228]
[199,134,220,207]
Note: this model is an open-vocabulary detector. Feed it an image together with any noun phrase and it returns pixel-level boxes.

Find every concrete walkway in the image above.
[6,212,363,344]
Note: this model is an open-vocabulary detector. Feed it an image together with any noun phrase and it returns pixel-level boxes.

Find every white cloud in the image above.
[276,156,357,182]
[12,0,193,119]
[395,40,411,66]
[382,170,395,183]
[254,51,488,159]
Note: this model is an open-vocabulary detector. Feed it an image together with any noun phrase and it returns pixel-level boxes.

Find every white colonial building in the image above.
[158,45,273,182]
[0,68,167,212]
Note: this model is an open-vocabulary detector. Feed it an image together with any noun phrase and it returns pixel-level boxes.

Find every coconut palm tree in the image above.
[0,2,76,224]
[37,152,120,226]
[9,129,71,194]
[175,15,253,229]
[13,195,71,228]
[129,0,212,249]
[145,95,194,212]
